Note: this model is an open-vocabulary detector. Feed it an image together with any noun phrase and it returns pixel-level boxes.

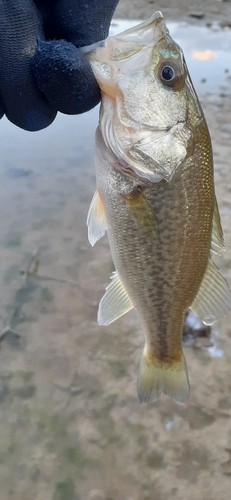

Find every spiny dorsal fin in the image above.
[87,190,107,247]
[190,259,231,325]
[98,271,134,326]
[211,197,224,255]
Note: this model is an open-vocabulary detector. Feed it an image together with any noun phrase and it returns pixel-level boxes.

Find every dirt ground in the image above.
[115,0,231,26]
[0,2,231,500]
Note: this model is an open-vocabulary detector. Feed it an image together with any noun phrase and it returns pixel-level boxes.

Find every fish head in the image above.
[87,12,202,182]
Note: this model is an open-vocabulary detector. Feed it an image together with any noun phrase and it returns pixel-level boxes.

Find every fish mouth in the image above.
[81,11,166,55]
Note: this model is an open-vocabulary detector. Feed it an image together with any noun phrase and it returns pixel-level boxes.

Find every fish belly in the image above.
[96,127,213,362]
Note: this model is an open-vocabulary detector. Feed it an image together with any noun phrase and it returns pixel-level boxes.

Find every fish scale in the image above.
[86,11,231,403]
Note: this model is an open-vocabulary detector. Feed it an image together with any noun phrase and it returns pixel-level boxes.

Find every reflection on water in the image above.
[0,19,230,500]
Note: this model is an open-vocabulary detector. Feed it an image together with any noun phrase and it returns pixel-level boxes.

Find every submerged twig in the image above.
[23,247,39,285]
[20,270,79,287]
[0,248,39,342]
[1,247,95,346]
[0,327,21,340]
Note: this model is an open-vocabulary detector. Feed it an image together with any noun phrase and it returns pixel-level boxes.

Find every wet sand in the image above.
[115,0,231,26]
[0,3,231,500]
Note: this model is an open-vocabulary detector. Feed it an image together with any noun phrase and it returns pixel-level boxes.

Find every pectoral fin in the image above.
[87,190,107,246]
[211,197,224,255]
[190,259,231,325]
[124,189,156,236]
[98,271,134,326]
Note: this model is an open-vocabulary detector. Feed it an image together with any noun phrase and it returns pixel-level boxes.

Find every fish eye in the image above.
[158,61,182,88]
[162,65,174,81]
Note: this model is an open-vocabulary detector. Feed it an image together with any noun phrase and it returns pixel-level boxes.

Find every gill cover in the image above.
[86,11,202,183]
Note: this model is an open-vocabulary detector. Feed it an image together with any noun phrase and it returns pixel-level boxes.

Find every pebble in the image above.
[194,337,213,348]
[189,12,204,19]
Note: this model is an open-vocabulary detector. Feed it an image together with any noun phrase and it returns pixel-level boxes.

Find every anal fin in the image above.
[98,271,134,326]
[190,259,231,325]
[87,190,107,247]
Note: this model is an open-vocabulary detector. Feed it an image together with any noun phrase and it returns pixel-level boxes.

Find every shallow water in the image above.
[0,20,231,500]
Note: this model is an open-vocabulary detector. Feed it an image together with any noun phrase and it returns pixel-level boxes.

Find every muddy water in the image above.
[0,21,231,500]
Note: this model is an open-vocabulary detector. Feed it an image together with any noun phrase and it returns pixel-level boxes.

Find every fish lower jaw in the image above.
[110,147,172,184]
[108,136,178,183]
[122,164,163,183]
[122,159,176,183]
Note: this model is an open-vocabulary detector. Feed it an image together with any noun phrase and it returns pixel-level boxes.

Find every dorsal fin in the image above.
[211,197,224,255]
[190,259,231,325]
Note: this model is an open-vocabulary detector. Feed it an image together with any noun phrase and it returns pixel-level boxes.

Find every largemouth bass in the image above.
[86,12,231,403]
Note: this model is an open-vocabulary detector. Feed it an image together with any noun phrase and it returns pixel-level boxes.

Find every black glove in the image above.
[0,0,119,131]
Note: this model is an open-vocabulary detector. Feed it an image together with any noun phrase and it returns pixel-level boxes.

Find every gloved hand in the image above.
[0,0,119,131]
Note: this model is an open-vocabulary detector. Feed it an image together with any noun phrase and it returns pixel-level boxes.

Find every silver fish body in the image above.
[87,12,231,403]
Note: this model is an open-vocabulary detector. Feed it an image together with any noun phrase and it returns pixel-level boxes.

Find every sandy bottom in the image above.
[0,2,231,500]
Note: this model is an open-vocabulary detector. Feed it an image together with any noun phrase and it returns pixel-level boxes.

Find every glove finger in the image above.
[0,96,5,120]
[0,0,57,131]
[31,39,101,114]
[33,0,58,38]
[49,0,119,46]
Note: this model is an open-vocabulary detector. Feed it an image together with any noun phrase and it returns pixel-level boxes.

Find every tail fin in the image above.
[137,350,189,404]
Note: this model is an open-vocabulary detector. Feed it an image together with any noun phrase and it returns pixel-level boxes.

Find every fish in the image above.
[86,11,231,404]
